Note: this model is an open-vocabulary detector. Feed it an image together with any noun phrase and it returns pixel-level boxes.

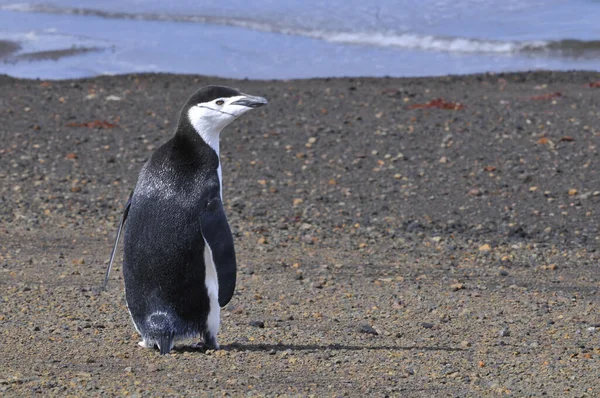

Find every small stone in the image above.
[498,270,509,276]
[421,322,434,329]
[401,368,415,378]
[499,328,511,337]
[250,320,265,328]
[450,283,465,291]
[460,340,471,348]
[568,188,578,196]
[478,244,491,253]
[106,95,122,101]
[358,324,378,335]
[147,364,159,372]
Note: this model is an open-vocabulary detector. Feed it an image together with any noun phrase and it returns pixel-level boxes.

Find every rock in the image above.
[147,364,160,372]
[450,283,465,291]
[478,244,491,253]
[400,368,415,378]
[421,323,434,329]
[358,324,378,335]
[499,327,511,337]
[249,320,265,328]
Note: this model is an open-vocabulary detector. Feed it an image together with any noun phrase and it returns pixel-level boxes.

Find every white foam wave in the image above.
[312,31,550,54]
[1,2,552,55]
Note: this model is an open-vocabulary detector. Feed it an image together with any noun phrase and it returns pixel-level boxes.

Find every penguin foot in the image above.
[138,340,152,349]
[204,332,220,350]
[190,341,205,350]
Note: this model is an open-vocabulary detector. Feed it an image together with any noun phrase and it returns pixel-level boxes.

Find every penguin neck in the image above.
[193,125,221,157]
[178,115,224,199]
[182,107,228,156]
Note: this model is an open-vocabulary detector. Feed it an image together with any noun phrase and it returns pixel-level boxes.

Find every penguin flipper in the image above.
[102,192,132,290]
[201,198,237,307]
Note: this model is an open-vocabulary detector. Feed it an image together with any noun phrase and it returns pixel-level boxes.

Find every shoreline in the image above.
[1,67,600,82]
[1,70,599,396]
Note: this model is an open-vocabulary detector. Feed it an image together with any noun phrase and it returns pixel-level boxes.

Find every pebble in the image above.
[499,328,511,337]
[479,244,491,253]
[250,320,265,328]
[400,368,415,378]
[357,324,378,335]
[450,283,465,291]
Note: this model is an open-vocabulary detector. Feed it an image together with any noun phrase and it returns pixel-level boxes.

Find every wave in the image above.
[3,3,600,57]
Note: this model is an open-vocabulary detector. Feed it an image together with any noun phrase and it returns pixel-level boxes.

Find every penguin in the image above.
[103,86,267,354]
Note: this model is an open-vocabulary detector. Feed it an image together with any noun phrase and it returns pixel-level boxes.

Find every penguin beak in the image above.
[231,95,268,108]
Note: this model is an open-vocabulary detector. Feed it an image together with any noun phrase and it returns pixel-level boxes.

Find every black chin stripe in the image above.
[196,105,237,117]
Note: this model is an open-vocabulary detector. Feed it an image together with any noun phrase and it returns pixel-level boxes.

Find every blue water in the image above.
[0,0,599,79]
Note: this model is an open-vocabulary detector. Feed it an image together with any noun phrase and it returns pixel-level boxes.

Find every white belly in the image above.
[203,238,221,336]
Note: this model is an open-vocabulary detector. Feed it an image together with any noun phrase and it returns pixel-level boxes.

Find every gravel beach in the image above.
[1,71,600,396]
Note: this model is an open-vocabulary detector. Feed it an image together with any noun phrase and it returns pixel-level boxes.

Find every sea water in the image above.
[0,0,599,79]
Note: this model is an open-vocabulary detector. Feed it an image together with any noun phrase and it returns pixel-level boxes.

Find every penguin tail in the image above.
[158,333,175,355]
[145,312,175,355]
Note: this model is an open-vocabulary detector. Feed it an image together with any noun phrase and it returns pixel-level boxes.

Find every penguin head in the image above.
[184,86,268,135]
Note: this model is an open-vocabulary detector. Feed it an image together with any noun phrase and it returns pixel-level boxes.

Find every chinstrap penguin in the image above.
[104,86,267,354]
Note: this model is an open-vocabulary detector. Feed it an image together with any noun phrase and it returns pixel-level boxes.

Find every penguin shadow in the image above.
[218,342,464,353]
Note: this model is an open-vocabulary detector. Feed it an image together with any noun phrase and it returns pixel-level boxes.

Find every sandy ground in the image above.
[1,71,600,396]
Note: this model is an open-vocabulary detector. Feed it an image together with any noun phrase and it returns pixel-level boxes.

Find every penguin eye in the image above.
[215,99,224,105]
